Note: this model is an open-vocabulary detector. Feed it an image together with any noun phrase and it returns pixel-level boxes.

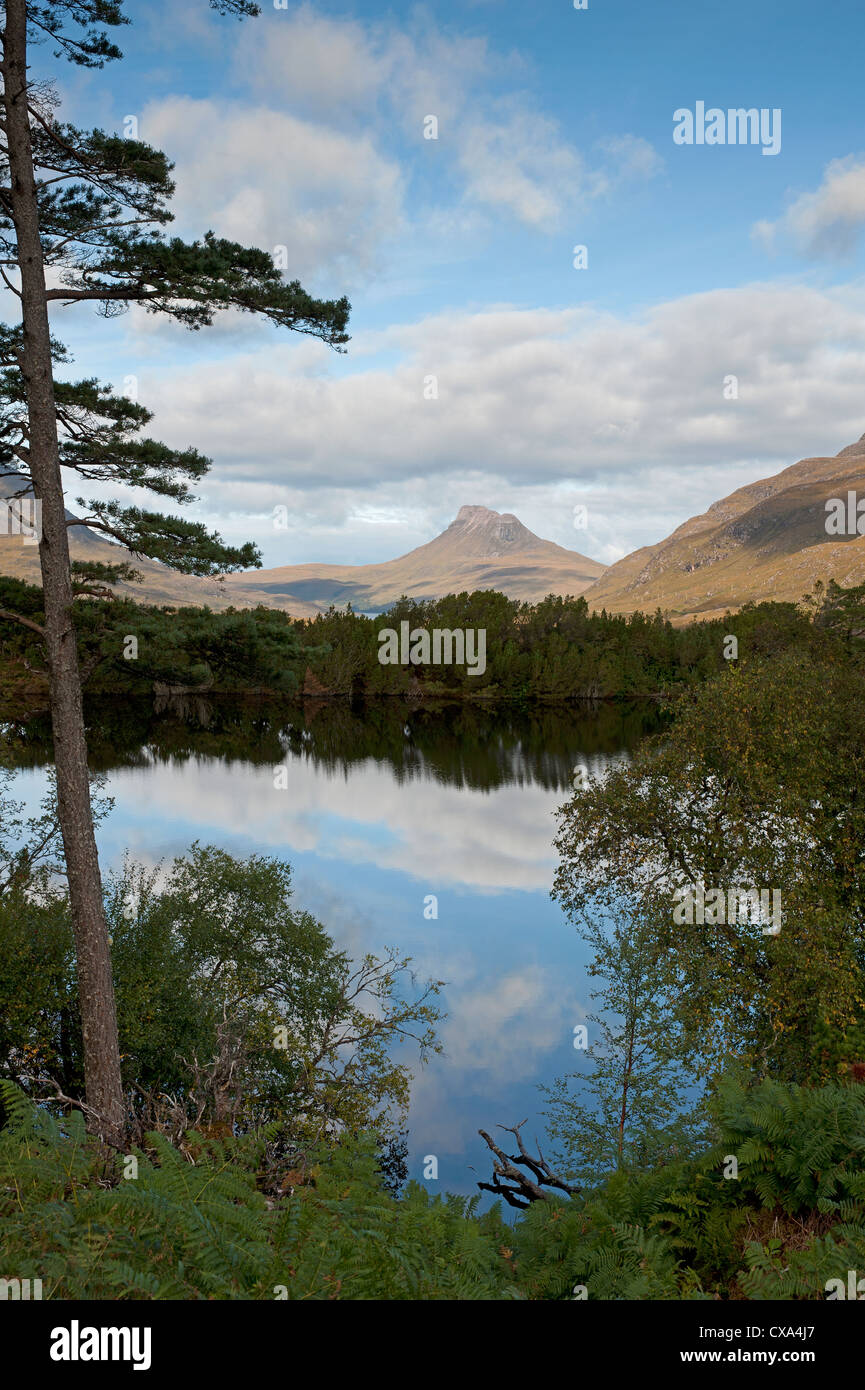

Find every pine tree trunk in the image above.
[1,0,124,1145]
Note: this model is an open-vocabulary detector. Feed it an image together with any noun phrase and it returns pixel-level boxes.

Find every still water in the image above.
[6,696,661,1198]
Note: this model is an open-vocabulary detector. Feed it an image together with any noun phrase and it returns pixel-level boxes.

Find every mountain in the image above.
[584,432,865,621]
[11,430,865,626]
[220,505,605,612]
[0,490,604,616]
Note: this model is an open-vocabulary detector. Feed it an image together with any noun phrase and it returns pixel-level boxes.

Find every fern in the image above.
[5,1075,865,1300]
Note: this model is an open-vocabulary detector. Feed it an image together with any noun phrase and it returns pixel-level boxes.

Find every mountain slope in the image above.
[584,432,865,621]
[0,491,604,616]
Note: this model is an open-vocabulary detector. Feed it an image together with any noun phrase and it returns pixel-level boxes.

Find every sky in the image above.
[25,0,865,569]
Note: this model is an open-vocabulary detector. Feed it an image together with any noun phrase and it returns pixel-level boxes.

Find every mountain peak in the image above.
[455,504,493,522]
[454,503,519,526]
[447,504,539,556]
[0,488,605,616]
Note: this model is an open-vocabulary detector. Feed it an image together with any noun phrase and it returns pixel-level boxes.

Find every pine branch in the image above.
[0,606,45,637]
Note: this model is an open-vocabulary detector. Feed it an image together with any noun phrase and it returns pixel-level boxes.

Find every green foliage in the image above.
[514,1075,865,1301]
[512,1166,698,1300]
[708,1073,865,1216]
[0,843,442,1149]
[541,899,708,1188]
[0,1085,514,1300]
[0,583,313,693]
[3,1031,865,1299]
[80,601,309,692]
[553,642,865,1081]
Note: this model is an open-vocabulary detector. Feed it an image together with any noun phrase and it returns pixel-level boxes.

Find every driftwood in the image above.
[477,1119,580,1210]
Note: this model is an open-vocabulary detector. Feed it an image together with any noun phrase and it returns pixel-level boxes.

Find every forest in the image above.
[0,574,842,706]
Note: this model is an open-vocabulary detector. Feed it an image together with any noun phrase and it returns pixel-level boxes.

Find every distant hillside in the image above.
[220,505,605,613]
[0,476,322,617]
[585,432,865,621]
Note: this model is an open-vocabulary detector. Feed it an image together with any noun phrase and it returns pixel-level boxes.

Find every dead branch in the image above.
[477,1119,580,1210]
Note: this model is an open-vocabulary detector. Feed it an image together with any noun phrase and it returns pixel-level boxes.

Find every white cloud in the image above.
[593,133,665,189]
[99,755,564,894]
[458,107,585,226]
[753,155,865,259]
[232,4,501,131]
[233,6,391,118]
[440,966,579,1083]
[218,5,659,244]
[122,281,865,564]
[141,96,405,287]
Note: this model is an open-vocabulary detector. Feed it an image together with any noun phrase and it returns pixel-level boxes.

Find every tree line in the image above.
[2,576,848,703]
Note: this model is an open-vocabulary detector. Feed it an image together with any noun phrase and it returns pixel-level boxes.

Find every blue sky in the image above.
[28,0,865,568]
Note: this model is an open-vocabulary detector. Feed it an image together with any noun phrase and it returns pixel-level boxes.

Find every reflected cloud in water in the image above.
[6,698,657,1197]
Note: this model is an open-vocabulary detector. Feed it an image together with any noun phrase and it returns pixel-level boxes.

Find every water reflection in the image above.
[3,696,662,1199]
[5,693,663,785]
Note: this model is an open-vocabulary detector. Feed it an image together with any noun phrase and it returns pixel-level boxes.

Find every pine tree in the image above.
[0,0,350,1143]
